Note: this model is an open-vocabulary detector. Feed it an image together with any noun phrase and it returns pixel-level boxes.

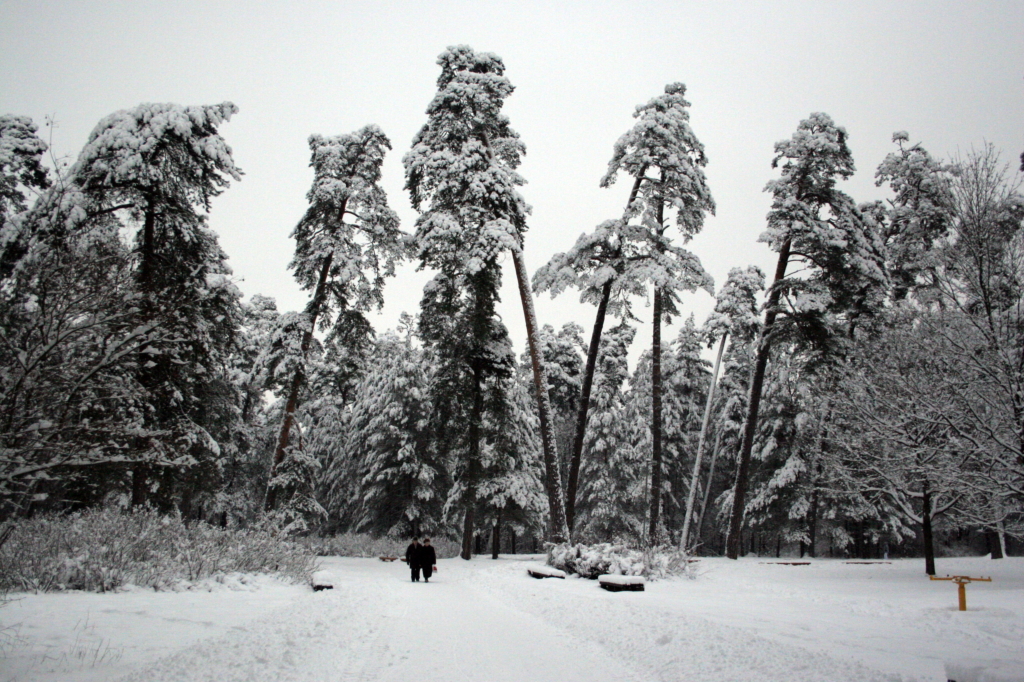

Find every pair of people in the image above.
[404,537,437,582]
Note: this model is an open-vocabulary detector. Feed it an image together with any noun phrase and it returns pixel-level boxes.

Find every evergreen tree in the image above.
[601,83,715,544]
[267,126,402,511]
[576,322,645,541]
[343,330,445,537]
[66,102,245,507]
[871,131,955,301]
[726,113,887,558]
[405,46,567,556]
[538,323,586,491]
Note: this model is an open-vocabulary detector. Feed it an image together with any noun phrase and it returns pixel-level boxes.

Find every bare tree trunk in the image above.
[695,429,723,551]
[492,509,501,559]
[565,173,645,536]
[512,248,569,543]
[726,239,791,559]
[132,203,158,508]
[461,358,484,560]
[922,481,936,575]
[649,285,664,545]
[565,280,611,535]
[265,248,337,512]
[680,334,727,552]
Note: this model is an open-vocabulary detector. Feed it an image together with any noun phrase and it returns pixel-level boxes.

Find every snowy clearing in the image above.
[1,555,1022,681]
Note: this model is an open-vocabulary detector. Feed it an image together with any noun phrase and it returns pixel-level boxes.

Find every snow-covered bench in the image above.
[311,570,334,591]
[598,574,645,592]
[527,564,566,579]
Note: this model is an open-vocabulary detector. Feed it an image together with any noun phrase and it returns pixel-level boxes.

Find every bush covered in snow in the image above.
[547,542,694,580]
[0,507,317,592]
[302,533,460,559]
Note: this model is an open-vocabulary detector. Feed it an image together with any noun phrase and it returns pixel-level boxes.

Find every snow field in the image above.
[1,555,1021,681]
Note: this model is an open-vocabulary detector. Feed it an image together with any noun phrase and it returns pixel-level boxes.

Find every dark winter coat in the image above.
[417,544,437,568]
[405,542,421,567]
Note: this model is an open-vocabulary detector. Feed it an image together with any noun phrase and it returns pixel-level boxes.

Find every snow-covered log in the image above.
[311,570,334,591]
[598,574,645,592]
[527,564,566,579]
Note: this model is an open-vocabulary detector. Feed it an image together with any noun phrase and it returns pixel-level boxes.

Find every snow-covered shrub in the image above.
[547,542,694,580]
[302,533,460,559]
[0,507,317,592]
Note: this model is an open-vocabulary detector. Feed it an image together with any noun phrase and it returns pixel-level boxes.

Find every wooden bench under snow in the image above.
[527,565,566,579]
[598,574,645,592]
[311,570,334,591]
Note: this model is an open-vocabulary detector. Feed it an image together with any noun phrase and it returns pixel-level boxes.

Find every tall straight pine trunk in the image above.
[132,202,158,507]
[726,238,791,559]
[680,333,727,552]
[266,197,345,511]
[648,199,666,546]
[921,480,936,575]
[461,357,484,560]
[565,173,645,536]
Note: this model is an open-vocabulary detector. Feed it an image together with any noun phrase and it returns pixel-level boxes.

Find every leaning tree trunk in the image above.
[512,248,569,543]
[680,333,728,552]
[565,173,645,536]
[921,481,936,575]
[695,429,723,547]
[726,238,791,559]
[265,206,342,512]
[478,128,568,543]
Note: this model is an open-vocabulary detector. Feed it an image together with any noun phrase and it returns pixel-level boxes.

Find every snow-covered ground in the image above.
[1,555,1021,681]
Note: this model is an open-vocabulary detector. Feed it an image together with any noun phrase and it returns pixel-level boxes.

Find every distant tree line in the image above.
[2,47,1022,569]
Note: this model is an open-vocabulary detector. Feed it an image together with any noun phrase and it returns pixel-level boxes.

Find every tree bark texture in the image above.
[680,333,727,552]
[726,238,792,559]
[461,358,484,560]
[695,429,723,548]
[922,481,936,575]
[565,279,611,535]
[512,247,569,543]
[132,202,158,508]
[565,172,645,536]
[266,191,343,511]
[648,286,664,545]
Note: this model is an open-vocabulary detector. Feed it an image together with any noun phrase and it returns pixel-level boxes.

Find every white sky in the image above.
[2,0,1022,364]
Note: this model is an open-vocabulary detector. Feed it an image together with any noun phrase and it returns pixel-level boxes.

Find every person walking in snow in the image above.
[405,537,421,582]
[418,537,437,582]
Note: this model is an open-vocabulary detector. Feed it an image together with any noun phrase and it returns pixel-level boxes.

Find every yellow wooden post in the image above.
[929,575,992,611]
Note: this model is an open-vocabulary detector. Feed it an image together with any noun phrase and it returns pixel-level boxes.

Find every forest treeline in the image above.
[2,46,1022,570]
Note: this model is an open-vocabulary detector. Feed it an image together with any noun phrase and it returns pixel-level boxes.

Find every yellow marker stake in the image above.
[929,575,992,611]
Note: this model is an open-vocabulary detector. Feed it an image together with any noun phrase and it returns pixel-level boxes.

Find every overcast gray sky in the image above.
[2,0,1022,363]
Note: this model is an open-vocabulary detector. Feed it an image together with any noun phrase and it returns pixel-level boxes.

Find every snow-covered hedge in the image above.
[0,507,317,592]
[302,533,460,559]
[547,542,693,580]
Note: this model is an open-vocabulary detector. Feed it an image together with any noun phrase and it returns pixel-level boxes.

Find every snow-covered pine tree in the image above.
[475,368,549,557]
[537,323,586,492]
[533,210,653,535]
[405,46,568,555]
[66,102,245,507]
[0,114,50,276]
[726,113,887,559]
[870,131,955,302]
[601,83,715,545]
[679,266,764,551]
[336,330,445,538]
[576,322,647,542]
[266,127,402,511]
[405,45,569,544]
